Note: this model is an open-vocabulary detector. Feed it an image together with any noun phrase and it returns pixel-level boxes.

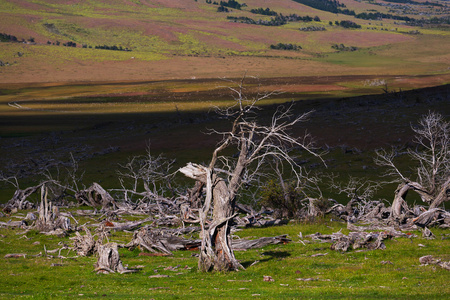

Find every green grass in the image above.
[0,217,448,299]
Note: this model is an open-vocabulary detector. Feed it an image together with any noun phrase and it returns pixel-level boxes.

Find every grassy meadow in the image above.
[0,215,449,299]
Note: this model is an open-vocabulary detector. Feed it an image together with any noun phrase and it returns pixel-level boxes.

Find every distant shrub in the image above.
[331,44,358,51]
[0,33,19,42]
[336,20,361,29]
[63,41,77,47]
[299,26,326,31]
[250,7,277,16]
[270,43,302,51]
[228,14,319,27]
[259,179,303,218]
[94,45,131,51]
[217,5,229,12]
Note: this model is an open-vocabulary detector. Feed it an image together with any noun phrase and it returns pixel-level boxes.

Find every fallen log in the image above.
[412,208,450,228]
[76,183,117,210]
[231,235,291,250]
[305,230,411,252]
[419,255,450,271]
[124,227,201,255]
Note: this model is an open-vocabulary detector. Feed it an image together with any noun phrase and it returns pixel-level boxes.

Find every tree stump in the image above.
[94,243,136,274]
[35,186,70,232]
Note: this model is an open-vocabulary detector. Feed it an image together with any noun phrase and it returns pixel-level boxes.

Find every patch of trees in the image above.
[331,43,358,51]
[227,14,320,26]
[227,16,257,24]
[0,33,19,42]
[356,11,414,22]
[93,45,131,51]
[250,7,277,16]
[407,16,450,27]
[292,0,356,16]
[299,26,326,31]
[382,0,443,6]
[335,20,361,29]
[207,0,245,10]
[270,43,302,51]
[217,5,229,12]
[63,41,77,47]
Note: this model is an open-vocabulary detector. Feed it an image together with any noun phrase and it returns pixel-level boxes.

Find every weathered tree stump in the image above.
[94,242,136,274]
[35,186,70,233]
[70,226,101,256]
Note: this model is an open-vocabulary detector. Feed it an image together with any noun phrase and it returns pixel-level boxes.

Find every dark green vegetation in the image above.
[292,0,356,16]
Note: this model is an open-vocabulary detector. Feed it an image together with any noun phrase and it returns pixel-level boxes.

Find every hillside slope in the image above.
[0,0,449,83]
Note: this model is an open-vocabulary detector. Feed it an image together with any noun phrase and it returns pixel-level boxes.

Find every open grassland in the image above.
[0,216,449,299]
[0,0,449,83]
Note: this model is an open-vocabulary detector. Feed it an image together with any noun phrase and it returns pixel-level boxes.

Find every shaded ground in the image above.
[0,79,448,204]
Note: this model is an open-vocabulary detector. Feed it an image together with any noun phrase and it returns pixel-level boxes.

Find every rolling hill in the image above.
[0,0,449,84]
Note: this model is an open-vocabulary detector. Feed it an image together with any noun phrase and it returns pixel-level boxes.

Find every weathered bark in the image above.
[206,178,242,272]
[179,164,243,272]
[391,182,413,219]
[187,181,204,209]
[75,183,117,210]
[412,208,450,228]
[95,243,136,274]
[429,177,450,209]
[70,226,96,256]
[96,217,153,232]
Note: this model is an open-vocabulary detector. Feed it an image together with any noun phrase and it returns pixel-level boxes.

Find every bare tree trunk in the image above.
[207,179,242,271]
[429,177,450,209]
[180,164,243,272]
[391,182,410,219]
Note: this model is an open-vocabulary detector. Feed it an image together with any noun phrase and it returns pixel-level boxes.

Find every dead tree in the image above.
[112,147,178,215]
[0,175,50,212]
[180,76,322,272]
[375,112,449,221]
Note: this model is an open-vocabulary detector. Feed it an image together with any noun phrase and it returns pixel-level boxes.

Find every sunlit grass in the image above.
[0,218,448,299]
